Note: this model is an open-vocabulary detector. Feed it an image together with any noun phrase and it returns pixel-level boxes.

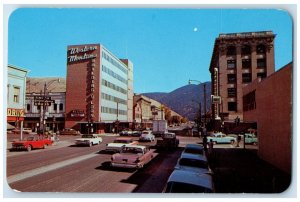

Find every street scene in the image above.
[5,7,293,197]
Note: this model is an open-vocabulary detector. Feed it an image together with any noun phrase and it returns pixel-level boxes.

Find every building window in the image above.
[54,104,57,111]
[257,58,266,68]
[256,44,266,54]
[243,90,256,111]
[242,59,251,69]
[37,105,41,110]
[241,45,251,55]
[227,88,236,97]
[26,104,30,111]
[59,103,64,111]
[227,74,236,83]
[228,102,237,111]
[227,60,236,69]
[13,86,20,103]
[242,73,252,83]
[257,72,267,79]
[226,46,236,56]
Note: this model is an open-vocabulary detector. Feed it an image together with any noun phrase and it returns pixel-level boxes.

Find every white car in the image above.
[75,134,102,147]
[105,137,138,153]
[139,131,155,142]
[164,169,214,193]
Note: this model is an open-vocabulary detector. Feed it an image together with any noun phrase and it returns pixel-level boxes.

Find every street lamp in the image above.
[188,79,207,127]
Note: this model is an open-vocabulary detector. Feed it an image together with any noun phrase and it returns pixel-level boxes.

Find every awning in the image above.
[7,123,15,130]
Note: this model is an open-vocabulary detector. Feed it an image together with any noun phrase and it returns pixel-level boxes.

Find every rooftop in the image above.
[26,77,66,93]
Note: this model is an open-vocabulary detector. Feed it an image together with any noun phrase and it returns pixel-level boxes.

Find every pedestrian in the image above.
[208,139,214,155]
[203,135,208,151]
[236,134,241,147]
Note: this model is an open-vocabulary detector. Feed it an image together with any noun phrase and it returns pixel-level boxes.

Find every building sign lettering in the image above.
[7,108,25,117]
[70,109,85,118]
[68,46,98,63]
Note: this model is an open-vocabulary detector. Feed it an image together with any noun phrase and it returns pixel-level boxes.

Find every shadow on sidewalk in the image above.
[208,148,291,193]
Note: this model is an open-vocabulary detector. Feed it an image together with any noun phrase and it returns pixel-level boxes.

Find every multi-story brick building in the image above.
[65,44,133,133]
[209,31,276,124]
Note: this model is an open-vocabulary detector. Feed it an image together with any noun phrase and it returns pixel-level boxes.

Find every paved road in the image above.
[6,135,198,193]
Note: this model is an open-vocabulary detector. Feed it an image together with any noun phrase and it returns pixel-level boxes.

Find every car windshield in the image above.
[184,148,203,155]
[166,182,212,193]
[82,135,93,138]
[121,147,143,154]
[179,158,208,169]
[114,139,131,144]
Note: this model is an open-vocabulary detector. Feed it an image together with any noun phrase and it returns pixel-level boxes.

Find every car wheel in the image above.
[213,141,217,145]
[89,142,92,147]
[43,144,47,149]
[230,140,235,144]
[27,145,32,152]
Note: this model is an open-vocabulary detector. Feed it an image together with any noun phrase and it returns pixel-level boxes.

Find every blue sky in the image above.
[8,8,293,93]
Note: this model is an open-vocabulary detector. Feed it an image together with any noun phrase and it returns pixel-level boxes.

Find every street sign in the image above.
[211,95,222,104]
[34,96,52,101]
[34,100,55,106]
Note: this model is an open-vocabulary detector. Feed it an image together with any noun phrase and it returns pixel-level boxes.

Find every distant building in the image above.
[25,77,66,132]
[209,31,276,123]
[65,44,133,133]
[133,94,152,129]
[7,65,28,129]
[243,62,292,174]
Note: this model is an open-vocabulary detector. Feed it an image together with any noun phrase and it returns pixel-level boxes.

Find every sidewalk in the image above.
[208,148,291,193]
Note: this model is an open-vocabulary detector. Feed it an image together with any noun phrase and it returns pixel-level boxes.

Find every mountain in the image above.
[143,82,211,121]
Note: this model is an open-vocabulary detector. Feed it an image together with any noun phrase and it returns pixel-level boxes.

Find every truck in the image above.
[156,132,179,149]
[152,120,168,137]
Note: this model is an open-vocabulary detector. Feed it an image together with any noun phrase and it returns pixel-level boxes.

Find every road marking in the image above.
[7,153,99,184]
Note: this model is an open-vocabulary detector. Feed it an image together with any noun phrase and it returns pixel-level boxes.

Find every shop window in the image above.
[227,46,236,56]
[242,73,252,83]
[227,88,236,97]
[228,102,237,111]
[227,74,236,83]
[227,60,236,69]
[242,59,251,69]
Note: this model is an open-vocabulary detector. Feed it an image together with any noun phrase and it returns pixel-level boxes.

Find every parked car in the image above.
[139,131,155,142]
[176,153,210,174]
[105,137,138,153]
[59,128,81,136]
[207,133,236,144]
[111,145,154,169]
[11,135,53,152]
[163,169,214,193]
[75,134,102,147]
[244,133,258,145]
[119,130,131,136]
[182,144,205,156]
[131,130,142,137]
